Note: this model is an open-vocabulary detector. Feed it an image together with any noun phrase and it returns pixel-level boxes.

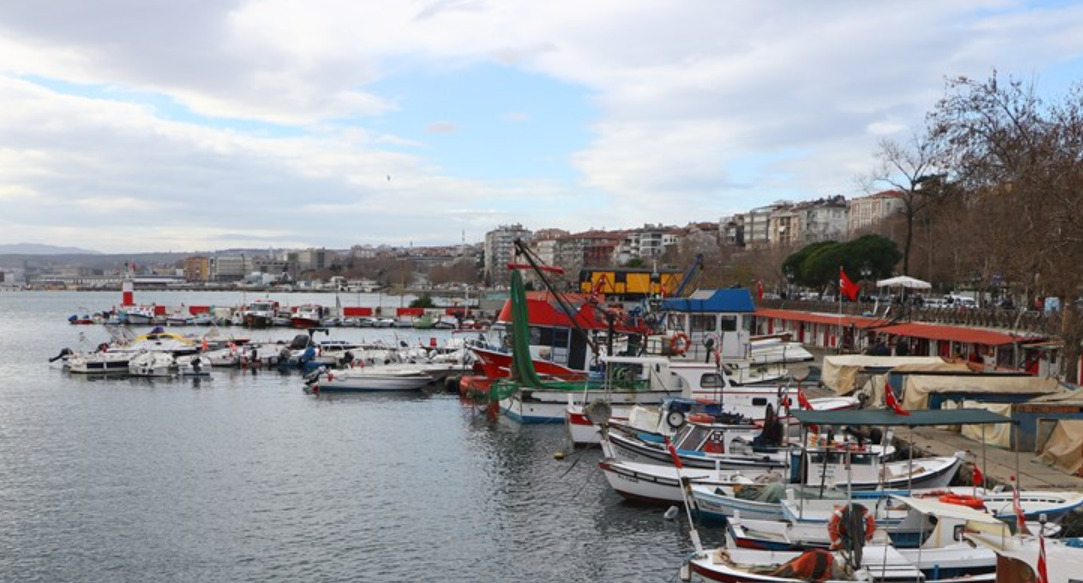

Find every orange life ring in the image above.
[938,493,985,509]
[827,505,876,548]
[670,332,691,355]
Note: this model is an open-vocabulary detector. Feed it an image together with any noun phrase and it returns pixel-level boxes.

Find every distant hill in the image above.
[0,243,101,255]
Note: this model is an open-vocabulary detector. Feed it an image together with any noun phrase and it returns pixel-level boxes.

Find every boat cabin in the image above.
[654,288,756,361]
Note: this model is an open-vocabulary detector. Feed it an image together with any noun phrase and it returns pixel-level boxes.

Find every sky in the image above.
[1,1,1082,254]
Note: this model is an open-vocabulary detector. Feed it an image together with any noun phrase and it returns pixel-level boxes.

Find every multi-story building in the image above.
[296,248,328,272]
[183,256,210,282]
[209,256,245,282]
[800,195,849,243]
[768,205,801,247]
[719,215,744,246]
[484,223,532,286]
[529,229,570,267]
[734,203,786,248]
[849,190,905,235]
[615,224,679,262]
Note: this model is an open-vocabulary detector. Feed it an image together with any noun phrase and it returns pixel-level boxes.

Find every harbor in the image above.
[20,267,1083,582]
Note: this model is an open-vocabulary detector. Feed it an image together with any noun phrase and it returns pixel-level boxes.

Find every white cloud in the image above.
[1,1,1083,251]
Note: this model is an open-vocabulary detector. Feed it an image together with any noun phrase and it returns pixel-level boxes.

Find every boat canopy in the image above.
[791,408,1013,427]
[659,288,756,313]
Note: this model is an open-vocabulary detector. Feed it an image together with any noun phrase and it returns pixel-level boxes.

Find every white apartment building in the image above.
[484,223,532,285]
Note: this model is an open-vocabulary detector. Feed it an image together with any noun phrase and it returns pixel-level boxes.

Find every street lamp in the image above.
[860,264,872,302]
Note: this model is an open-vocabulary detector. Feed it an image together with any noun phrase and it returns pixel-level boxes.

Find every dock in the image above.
[905,425,1083,490]
[796,347,1083,491]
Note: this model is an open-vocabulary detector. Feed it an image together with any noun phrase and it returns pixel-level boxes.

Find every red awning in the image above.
[756,308,1039,347]
[755,308,884,329]
[875,322,1022,346]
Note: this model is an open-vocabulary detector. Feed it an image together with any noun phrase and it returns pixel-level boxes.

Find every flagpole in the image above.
[837,266,843,354]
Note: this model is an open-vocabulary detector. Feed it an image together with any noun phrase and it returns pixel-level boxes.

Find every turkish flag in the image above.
[885,382,910,416]
[839,267,860,301]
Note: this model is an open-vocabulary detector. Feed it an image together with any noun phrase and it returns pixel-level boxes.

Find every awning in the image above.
[876,322,1024,347]
[792,408,1013,427]
[876,275,932,289]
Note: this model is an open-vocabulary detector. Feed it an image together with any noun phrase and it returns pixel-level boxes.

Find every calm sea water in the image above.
[0,291,719,583]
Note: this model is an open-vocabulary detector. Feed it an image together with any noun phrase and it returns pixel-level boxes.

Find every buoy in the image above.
[553,451,566,460]
[664,506,679,520]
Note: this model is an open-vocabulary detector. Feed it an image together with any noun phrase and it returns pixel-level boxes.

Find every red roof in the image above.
[875,322,1022,346]
[755,309,883,329]
[756,308,1033,347]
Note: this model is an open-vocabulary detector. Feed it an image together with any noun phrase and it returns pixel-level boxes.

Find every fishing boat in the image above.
[290,304,325,329]
[242,300,279,329]
[565,358,856,445]
[600,419,787,472]
[685,544,996,583]
[967,527,1083,583]
[597,457,772,504]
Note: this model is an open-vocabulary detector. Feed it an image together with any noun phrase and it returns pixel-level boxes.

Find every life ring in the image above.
[938,493,985,509]
[827,504,876,548]
[670,332,691,355]
[665,409,686,429]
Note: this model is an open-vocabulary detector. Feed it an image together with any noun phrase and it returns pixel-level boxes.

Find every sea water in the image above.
[0,291,717,582]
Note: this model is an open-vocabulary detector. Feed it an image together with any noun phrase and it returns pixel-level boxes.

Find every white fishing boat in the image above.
[912,486,1083,523]
[597,458,769,504]
[565,356,856,445]
[967,528,1083,583]
[686,544,996,583]
[689,450,964,523]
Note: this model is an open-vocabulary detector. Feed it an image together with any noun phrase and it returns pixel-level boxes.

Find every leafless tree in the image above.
[929,71,1083,381]
[867,132,950,276]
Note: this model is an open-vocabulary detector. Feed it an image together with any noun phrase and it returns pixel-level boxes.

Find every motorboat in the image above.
[65,351,132,374]
[128,351,175,377]
[307,367,434,392]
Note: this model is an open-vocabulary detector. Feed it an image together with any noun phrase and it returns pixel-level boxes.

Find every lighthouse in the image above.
[121,279,135,307]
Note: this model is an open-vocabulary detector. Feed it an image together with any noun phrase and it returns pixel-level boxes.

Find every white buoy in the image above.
[664,506,679,521]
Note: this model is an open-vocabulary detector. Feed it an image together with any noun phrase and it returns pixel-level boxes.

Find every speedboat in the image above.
[307,367,434,392]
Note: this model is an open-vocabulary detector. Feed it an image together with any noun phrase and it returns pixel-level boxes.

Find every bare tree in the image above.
[868,132,948,275]
[929,72,1083,381]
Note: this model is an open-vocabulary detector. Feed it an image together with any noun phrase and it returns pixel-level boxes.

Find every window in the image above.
[752,397,767,406]
[719,315,738,332]
[701,373,725,388]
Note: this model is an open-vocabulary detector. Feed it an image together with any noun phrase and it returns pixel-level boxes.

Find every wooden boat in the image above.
[967,529,1083,583]
[598,458,773,504]
[686,544,996,583]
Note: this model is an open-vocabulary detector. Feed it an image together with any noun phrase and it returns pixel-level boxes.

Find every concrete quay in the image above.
[796,347,1083,491]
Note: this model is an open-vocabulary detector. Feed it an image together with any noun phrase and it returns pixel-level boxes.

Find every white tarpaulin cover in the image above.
[821,355,948,394]
[958,401,1014,447]
[1038,419,1083,476]
[900,375,1065,410]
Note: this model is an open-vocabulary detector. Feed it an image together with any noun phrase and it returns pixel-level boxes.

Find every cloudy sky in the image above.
[1,0,1081,253]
